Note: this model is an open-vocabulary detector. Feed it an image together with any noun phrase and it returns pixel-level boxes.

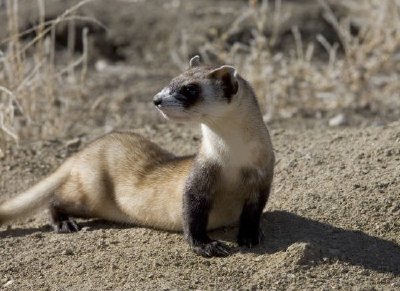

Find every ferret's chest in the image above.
[207,165,266,229]
[208,167,262,229]
[217,163,265,196]
[219,166,243,189]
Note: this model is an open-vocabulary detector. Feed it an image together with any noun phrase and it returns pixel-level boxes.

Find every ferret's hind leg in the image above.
[49,205,81,233]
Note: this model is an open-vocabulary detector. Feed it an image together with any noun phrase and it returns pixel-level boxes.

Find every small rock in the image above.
[33,233,43,239]
[95,60,108,72]
[3,280,14,288]
[111,264,118,270]
[359,270,370,276]
[63,248,74,256]
[329,113,347,127]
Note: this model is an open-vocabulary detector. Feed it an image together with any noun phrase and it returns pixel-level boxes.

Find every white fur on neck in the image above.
[201,122,263,167]
[200,103,267,169]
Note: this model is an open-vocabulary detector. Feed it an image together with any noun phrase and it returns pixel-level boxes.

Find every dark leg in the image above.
[183,192,230,257]
[237,187,270,247]
[183,163,230,257]
[50,206,81,233]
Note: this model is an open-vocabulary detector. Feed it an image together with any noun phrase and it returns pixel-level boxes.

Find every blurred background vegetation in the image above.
[0,0,399,151]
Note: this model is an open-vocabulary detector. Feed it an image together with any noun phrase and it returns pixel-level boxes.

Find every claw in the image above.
[192,240,231,257]
[52,218,81,233]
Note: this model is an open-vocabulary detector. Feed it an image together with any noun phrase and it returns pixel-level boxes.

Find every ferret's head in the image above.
[153,56,240,123]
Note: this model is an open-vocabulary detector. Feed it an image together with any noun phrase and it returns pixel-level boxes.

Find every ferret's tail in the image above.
[0,158,73,224]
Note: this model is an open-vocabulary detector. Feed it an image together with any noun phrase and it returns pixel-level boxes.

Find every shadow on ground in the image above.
[252,211,400,275]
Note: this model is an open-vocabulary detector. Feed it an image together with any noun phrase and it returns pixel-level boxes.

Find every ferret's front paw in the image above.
[52,218,81,233]
[191,240,231,258]
[237,231,260,248]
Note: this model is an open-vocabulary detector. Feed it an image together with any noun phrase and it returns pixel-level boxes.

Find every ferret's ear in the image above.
[189,55,201,68]
[207,65,239,97]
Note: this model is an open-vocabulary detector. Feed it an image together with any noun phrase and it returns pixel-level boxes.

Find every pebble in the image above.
[33,233,44,239]
[3,280,14,287]
[329,113,347,127]
[63,248,74,256]
[95,60,108,72]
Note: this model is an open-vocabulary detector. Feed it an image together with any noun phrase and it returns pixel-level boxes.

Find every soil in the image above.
[1,0,399,290]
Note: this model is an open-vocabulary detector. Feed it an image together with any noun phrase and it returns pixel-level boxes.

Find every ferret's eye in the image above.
[180,83,199,98]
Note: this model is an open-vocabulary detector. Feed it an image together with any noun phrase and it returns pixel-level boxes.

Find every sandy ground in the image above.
[0,0,399,290]
[1,122,399,290]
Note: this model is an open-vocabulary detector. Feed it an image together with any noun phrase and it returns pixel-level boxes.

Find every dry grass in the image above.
[0,0,93,153]
[1,0,399,155]
[199,0,400,121]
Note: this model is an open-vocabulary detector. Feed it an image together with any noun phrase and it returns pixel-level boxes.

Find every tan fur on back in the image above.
[56,132,193,231]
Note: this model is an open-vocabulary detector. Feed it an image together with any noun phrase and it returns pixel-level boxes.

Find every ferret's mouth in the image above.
[155,106,189,121]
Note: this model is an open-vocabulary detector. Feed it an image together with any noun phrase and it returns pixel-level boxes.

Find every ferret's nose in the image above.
[153,95,162,106]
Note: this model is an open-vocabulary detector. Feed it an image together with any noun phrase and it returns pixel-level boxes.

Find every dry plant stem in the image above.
[292,26,304,61]
[0,0,98,146]
[36,0,45,63]
[80,27,89,84]
[6,0,22,85]
[68,11,76,82]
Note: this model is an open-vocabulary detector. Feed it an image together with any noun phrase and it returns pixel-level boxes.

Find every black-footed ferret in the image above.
[0,56,275,257]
